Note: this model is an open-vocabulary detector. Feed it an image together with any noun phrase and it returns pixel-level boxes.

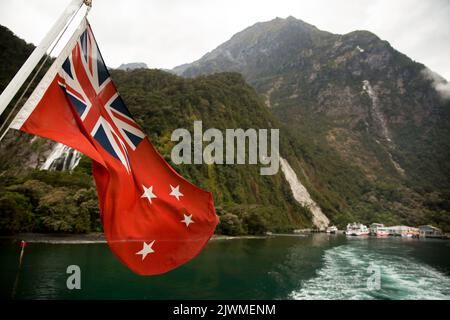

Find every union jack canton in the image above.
[57,24,145,172]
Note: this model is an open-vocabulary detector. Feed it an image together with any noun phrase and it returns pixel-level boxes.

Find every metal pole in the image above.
[11,240,27,299]
[0,0,85,117]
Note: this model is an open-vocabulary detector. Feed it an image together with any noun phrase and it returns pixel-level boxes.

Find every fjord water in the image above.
[1,235,449,299]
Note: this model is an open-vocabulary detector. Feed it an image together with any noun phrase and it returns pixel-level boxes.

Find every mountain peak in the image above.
[117,62,148,71]
[263,15,319,31]
[273,15,298,22]
[173,16,334,79]
[284,15,314,26]
[171,16,450,232]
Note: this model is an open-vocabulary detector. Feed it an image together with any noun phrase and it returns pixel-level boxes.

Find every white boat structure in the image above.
[326,226,338,234]
[369,223,390,237]
[334,222,430,239]
[385,226,420,238]
[345,223,369,236]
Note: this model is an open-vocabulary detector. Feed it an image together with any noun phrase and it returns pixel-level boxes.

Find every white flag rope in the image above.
[10,18,88,130]
[0,0,90,142]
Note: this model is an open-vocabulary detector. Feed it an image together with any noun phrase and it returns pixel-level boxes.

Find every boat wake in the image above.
[290,244,450,300]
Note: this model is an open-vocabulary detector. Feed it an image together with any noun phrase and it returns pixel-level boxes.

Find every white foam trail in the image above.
[290,244,450,300]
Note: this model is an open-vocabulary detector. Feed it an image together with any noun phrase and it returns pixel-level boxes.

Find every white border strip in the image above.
[10,18,87,130]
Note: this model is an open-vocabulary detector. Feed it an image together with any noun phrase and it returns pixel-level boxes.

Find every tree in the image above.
[36,188,90,233]
[8,179,52,207]
[0,191,34,233]
[217,213,243,236]
[243,211,268,235]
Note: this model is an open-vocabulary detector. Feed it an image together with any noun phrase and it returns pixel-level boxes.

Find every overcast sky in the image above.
[0,0,449,80]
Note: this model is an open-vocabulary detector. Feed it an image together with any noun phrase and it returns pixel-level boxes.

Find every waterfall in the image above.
[40,143,82,171]
[363,80,405,176]
[362,80,391,142]
[280,157,330,229]
[387,151,406,176]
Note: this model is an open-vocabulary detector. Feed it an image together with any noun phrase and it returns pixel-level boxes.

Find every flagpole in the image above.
[0,0,86,118]
[11,240,27,299]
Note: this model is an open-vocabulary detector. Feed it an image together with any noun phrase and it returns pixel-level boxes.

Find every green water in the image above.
[1,234,450,299]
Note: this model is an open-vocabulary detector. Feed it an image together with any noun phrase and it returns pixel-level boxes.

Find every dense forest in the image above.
[0,69,316,235]
[175,17,450,232]
[0,25,315,235]
[1,22,449,236]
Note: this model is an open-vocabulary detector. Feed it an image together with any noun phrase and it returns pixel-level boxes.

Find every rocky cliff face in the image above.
[0,21,318,231]
[280,157,329,229]
[175,16,450,228]
[1,17,449,231]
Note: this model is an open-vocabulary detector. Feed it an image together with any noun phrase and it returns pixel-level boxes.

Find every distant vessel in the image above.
[419,225,446,239]
[326,226,338,234]
[385,226,420,238]
[369,223,390,237]
[346,223,369,236]
[376,228,390,237]
[400,229,419,238]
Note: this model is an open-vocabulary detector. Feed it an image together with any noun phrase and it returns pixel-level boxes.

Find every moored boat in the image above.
[400,229,419,238]
[345,223,369,236]
[386,226,420,238]
[326,226,338,234]
[370,223,390,237]
[375,228,390,237]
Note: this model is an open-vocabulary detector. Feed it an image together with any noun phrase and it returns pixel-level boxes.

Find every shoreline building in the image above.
[386,225,419,238]
[419,225,443,238]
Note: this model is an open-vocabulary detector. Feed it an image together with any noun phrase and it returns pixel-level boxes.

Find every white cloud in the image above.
[422,68,450,101]
[0,0,449,80]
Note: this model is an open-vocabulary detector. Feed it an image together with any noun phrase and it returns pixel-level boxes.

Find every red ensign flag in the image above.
[10,18,218,275]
